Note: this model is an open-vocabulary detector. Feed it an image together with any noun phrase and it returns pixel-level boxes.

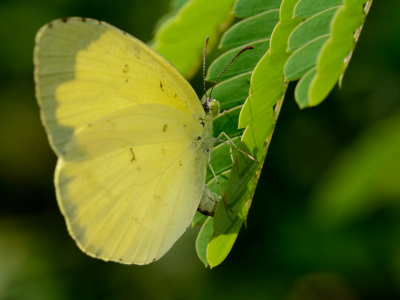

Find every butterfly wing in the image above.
[34,18,207,264]
[34,18,205,155]
[57,104,207,264]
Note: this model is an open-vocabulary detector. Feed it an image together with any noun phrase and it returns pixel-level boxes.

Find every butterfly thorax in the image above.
[199,97,220,154]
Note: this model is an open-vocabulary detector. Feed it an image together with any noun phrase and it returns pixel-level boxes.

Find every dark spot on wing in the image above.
[162,149,167,155]
[160,81,164,91]
[175,94,177,98]
[163,124,168,132]
[179,161,182,166]
[48,22,53,28]
[196,136,201,140]
[123,64,129,73]
[130,148,136,161]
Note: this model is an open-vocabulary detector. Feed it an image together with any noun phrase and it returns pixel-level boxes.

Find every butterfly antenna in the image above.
[203,36,209,98]
[209,45,254,99]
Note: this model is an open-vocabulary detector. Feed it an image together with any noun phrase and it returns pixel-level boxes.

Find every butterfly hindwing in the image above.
[56,104,207,264]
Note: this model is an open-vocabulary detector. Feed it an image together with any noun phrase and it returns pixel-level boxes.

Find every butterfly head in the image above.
[200,37,252,121]
[201,97,220,118]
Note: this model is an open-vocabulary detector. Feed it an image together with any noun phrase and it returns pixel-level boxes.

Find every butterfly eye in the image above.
[209,99,220,117]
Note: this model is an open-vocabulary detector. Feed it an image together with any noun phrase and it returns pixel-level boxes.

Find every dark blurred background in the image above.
[1,0,400,299]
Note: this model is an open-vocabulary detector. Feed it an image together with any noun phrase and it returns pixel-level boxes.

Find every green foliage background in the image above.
[1,0,400,299]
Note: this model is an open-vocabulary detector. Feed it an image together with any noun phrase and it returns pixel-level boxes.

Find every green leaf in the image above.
[207,170,230,195]
[233,0,282,18]
[308,2,367,105]
[294,0,343,18]
[240,0,303,129]
[204,72,252,111]
[219,10,280,50]
[284,35,329,81]
[213,111,274,237]
[206,137,240,183]
[239,53,289,128]
[152,0,192,32]
[212,106,243,139]
[239,109,274,168]
[294,67,316,108]
[207,215,243,268]
[286,0,372,107]
[196,217,214,267]
[288,7,339,52]
[199,0,372,266]
[153,0,236,78]
[192,211,208,227]
[207,0,302,266]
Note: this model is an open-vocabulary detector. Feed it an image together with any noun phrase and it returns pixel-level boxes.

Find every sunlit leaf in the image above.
[207,0,302,266]
[286,0,372,107]
[288,7,338,52]
[207,213,243,268]
[284,35,329,81]
[153,0,236,78]
[196,217,213,267]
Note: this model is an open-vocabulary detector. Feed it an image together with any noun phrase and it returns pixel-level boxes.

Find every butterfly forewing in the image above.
[34,18,205,155]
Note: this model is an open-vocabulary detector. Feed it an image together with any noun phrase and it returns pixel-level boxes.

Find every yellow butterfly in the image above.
[34,17,224,265]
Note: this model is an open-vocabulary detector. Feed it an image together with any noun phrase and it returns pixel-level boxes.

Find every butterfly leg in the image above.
[208,150,233,213]
[214,132,260,164]
[216,139,235,163]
